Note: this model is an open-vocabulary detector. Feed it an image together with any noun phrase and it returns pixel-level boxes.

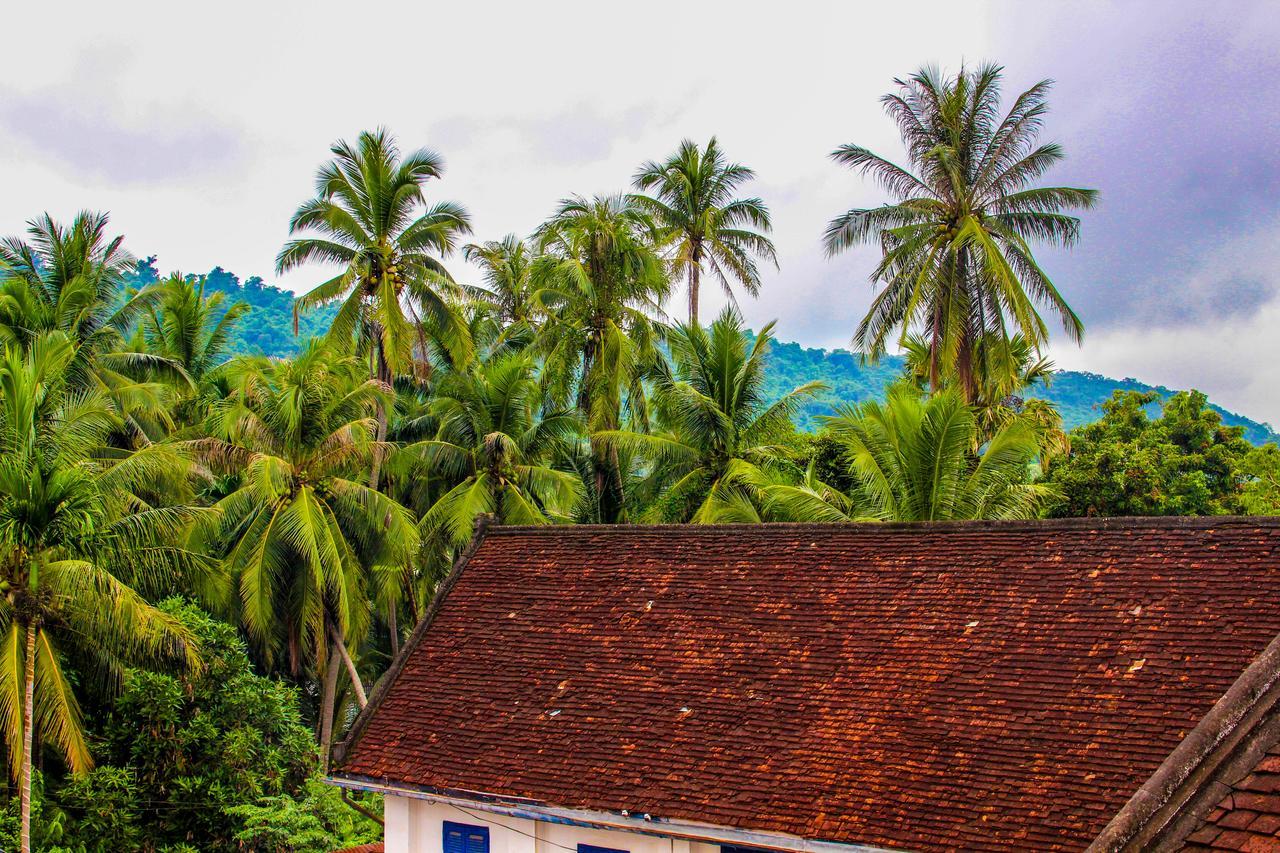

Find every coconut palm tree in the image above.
[278,128,473,483]
[412,352,583,549]
[532,194,670,522]
[462,235,538,327]
[903,331,1068,464]
[139,273,248,386]
[596,307,824,522]
[0,212,174,389]
[197,342,419,765]
[823,64,1097,401]
[0,332,202,853]
[633,138,776,325]
[820,383,1055,521]
[133,273,248,428]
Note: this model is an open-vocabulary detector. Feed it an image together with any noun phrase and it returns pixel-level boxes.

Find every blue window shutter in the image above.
[579,845,628,853]
[444,821,489,853]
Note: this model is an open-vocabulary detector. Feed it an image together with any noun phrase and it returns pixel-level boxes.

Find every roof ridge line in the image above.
[481,516,1280,535]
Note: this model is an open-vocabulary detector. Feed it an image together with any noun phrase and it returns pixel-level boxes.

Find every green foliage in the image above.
[44,600,378,851]
[1042,390,1275,517]
[227,778,380,853]
[815,384,1055,521]
[125,259,338,359]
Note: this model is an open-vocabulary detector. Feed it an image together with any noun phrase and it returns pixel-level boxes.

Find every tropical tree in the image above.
[139,273,248,386]
[597,308,824,522]
[0,213,179,389]
[197,342,419,765]
[823,64,1097,401]
[819,384,1054,521]
[412,352,583,550]
[633,138,776,324]
[462,235,538,328]
[532,194,670,521]
[1042,389,1260,518]
[903,331,1068,464]
[279,128,473,481]
[0,333,202,853]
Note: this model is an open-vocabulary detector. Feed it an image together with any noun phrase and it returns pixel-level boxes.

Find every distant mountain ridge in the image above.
[761,337,1280,446]
[140,261,1279,446]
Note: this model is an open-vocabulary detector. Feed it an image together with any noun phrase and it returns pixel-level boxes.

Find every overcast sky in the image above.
[2,1,1277,423]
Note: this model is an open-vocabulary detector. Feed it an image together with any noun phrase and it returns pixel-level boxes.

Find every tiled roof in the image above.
[336,518,1280,853]
[330,844,383,853]
[1181,747,1280,851]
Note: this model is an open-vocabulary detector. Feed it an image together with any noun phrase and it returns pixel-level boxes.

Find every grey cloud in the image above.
[993,0,1280,329]
[0,54,246,186]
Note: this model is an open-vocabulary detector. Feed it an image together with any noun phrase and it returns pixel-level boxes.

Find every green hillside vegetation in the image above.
[141,262,1276,445]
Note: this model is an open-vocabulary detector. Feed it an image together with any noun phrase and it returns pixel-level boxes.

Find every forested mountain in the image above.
[145,260,1279,445]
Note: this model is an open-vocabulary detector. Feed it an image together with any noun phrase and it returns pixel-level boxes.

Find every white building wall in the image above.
[384,795,726,853]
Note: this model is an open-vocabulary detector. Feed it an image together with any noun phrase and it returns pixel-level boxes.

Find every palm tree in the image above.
[278,128,473,482]
[819,383,1055,521]
[903,331,1068,465]
[462,235,538,327]
[134,273,248,428]
[412,352,583,549]
[197,342,418,766]
[0,332,202,853]
[633,138,776,325]
[139,273,248,386]
[823,64,1097,401]
[532,195,670,522]
[596,307,824,522]
[0,212,173,390]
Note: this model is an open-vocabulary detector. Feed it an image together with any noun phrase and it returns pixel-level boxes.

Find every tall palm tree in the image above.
[820,383,1054,521]
[823,64,1097,401]
[597,308,824,522]
[197,342,418,766]
[633,138,776,325]
[0,332,202,853]
[532,195,670,522]
[413,352,583,548]
[278,129,473,482]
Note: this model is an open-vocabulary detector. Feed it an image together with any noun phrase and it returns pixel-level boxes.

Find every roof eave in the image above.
[327,774,907,853]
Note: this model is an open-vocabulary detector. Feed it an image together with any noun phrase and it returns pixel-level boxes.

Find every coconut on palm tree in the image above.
[532,194,670,521]
[819,383,1055,521]
[0,332,203,853]
[823,64,1097,401]
[278,129,473,483]
[633,138,776,325]
[596,307,825,523]
[197,342,419,765]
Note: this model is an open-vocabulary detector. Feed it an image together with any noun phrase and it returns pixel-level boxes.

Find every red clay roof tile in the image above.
[337,518,1280,853]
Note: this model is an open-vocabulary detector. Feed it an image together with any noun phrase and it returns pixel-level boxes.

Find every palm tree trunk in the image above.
[688,263,700,326]
[20,620,35,853]
[319,647,340,772]
[387,601,400,658]
[369,327,391,489]
[328,622,368,708]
